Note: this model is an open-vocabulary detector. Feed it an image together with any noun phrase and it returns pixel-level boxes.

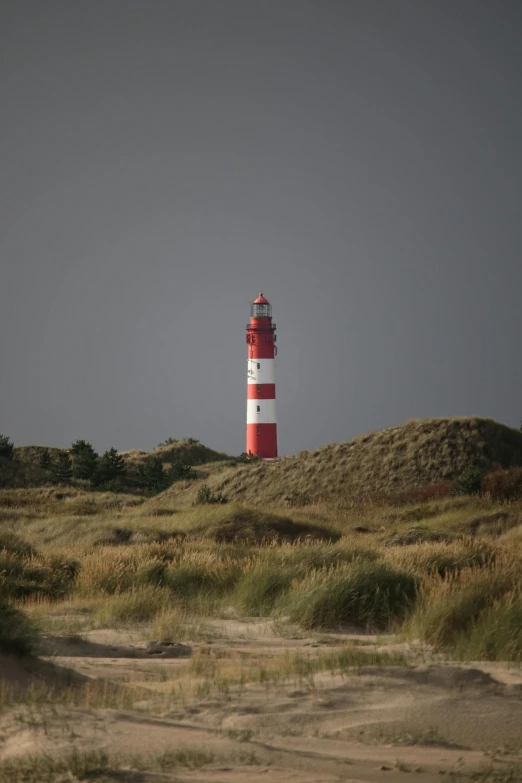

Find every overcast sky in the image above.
[1,1,521,456]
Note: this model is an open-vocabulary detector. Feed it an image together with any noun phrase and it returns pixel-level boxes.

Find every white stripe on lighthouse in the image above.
[246,399,277,424]
[247,358,275,385]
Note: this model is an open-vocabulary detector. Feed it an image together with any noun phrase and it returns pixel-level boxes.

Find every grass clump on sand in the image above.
[455,594,522,662]
[404,558,521,650]
[93,585,173,626]
[279,563,418,631]
[0,532,78,602]
[234,564,299,616]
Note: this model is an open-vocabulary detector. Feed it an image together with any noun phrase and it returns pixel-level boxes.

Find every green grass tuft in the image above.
[279,563,418,630]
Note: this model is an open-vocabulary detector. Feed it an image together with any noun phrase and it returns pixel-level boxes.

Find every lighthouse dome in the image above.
[251,293,271,318]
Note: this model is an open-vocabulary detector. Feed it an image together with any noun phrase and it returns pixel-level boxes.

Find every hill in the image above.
[204,417,522,506]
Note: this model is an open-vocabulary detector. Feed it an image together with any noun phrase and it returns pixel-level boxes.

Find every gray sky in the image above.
[1,0,521,456]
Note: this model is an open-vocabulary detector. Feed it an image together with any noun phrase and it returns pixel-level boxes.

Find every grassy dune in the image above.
[200,417,522,506]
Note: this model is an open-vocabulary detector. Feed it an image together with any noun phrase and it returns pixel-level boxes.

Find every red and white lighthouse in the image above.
[246,293,278,459]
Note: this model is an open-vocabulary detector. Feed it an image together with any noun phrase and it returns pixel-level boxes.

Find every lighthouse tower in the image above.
[246,293,278,459]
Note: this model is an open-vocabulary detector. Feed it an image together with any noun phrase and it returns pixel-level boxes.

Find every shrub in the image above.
[481,466,522,502]
[167,459,196,483]
[236,451,262,464]
[0,601,35,656]
[453,466,484,496]
[0,434,14,461]
[193,486,228,505]
[280,563,418,631]
[185,437,200,445]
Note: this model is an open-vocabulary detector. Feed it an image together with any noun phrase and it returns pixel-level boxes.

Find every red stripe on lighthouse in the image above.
[247,384,276,400]
[246,424,277,459]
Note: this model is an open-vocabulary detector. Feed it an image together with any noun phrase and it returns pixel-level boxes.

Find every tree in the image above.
[39,449,51,470]
[70,439,91,456]
[93,447,126,489]
[0,435,14,461]
[51,452,73,484]
[185,437,200,445]
[167,459,196,483]
[139,455,169,495]
[71,440,98,481]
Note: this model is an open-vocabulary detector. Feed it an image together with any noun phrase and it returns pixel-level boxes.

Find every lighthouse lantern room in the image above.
[246,293,278,459]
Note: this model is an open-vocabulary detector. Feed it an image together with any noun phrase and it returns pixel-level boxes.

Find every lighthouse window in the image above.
[257,363,260,369]
[251,302,271,318]
[257,427,261,435]
[257,384,260,392]
[257,405,260,412]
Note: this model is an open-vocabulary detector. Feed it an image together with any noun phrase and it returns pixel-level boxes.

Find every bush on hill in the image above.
[193,486,228,505]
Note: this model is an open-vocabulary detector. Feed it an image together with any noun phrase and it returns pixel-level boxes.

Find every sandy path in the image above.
[1,621,521,782]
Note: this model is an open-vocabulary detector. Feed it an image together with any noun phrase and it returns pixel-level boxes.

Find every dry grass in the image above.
[2,441,522,662]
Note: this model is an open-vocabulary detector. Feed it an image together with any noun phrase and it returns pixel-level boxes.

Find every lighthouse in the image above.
[246,293,278,459]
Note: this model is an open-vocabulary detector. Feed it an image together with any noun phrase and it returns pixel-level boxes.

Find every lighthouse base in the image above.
[246,423,278,460]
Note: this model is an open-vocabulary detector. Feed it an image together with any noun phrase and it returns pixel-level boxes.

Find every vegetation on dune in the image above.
[209,417,522,506]
[0,480,520,661]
